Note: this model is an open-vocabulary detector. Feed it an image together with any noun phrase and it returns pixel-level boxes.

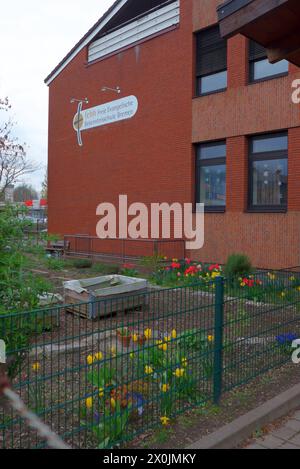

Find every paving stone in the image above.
[259,435,285,449]
[279,442,299,449]
[284,419,300,432]
[291,410,300,421]
[246,444,266,449]
[287,434,300,446]
[272,425,298,441]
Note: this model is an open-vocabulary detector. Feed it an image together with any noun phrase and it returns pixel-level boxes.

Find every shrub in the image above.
[72,259,93,269]
[225,253,253,279]
[120,263,138,277]
[139,254,165,273]
[0,206,51,376]
[90,263,120,275]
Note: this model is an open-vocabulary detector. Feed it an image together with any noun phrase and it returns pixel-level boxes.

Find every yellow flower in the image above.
[174,368,185,378]
[161,384,170,393]
[181,357,188,368]
[211,272,221,279]
[160,416,170,426]
[94,352,103,361]
[144,329,152,340]
[208,335,214,342]
[132,334,138,343]
[290,276,296,282]
[32,362,40,372]
[110,398,116,409]
[172,258,178,263]
[99,388,104,398]
[85,397,93,409]
[130,352,135,359]
[171,329,177,339]
[240,282,246,287]
[145,365,154,375]
[87,354,94,365]
[157,340,167,351]
[280,292,286,298]
[164,336,171,343]
[111,347,117,357]
[267,272,276,281]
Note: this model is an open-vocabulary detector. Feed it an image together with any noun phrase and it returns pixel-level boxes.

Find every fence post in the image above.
[213,276,224,405]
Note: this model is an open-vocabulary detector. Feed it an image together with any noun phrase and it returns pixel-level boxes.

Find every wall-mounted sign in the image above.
[73,95,138,146]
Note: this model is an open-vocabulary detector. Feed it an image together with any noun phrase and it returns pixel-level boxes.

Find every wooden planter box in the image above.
[63,275,148,319]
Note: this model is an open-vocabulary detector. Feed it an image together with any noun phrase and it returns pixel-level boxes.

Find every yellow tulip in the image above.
[99,388,104,398]
[208,335,214,342]
[160,416,170,426]
[174,368,185,378]
[161,384,170,393]
[211,272,221,279]
[32,362,40,372]
[144,329,152,340]
[145,365,154,375]
[87,354,94,365]
[110,398,116,409]
[85,397,93,409]
[132,334,138,343]
[94,352,103,361]
[171,329,177,339]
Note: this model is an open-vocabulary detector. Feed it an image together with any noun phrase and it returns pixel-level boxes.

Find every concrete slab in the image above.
[187,382,300,449]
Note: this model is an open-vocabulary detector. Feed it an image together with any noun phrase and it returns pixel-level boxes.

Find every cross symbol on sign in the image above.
[73,101,84,146]
[73,113,84,129]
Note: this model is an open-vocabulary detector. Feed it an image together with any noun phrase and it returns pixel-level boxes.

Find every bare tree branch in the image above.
[0,98,39,197]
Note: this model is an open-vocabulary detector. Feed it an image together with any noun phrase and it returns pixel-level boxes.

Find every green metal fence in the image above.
[1,270,300,449]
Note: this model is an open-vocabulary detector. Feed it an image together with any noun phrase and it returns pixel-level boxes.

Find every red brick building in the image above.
[45,0,300,269]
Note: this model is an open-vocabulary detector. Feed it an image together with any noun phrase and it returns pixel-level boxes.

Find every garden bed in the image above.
[2,278,300,449]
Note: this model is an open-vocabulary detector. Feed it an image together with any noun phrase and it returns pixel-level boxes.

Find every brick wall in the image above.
[190,1,300,269]
[47,0,300,269]
[48,0,194,238]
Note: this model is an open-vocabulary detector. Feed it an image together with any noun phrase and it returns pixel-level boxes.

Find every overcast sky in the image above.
[0,0,115,193]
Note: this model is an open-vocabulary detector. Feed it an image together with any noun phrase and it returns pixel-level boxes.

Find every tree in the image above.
[14,183,38,202]
[0,97,38,197]
[41,168,48,199]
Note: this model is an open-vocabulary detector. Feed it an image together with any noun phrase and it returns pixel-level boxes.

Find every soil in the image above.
[2,254,300,449]
[130,364,300,449]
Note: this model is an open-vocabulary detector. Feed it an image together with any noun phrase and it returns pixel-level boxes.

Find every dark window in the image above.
[196,141,226,211]
[196,26,227,96]
[249,40,289,83]
[249,132,288,211]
